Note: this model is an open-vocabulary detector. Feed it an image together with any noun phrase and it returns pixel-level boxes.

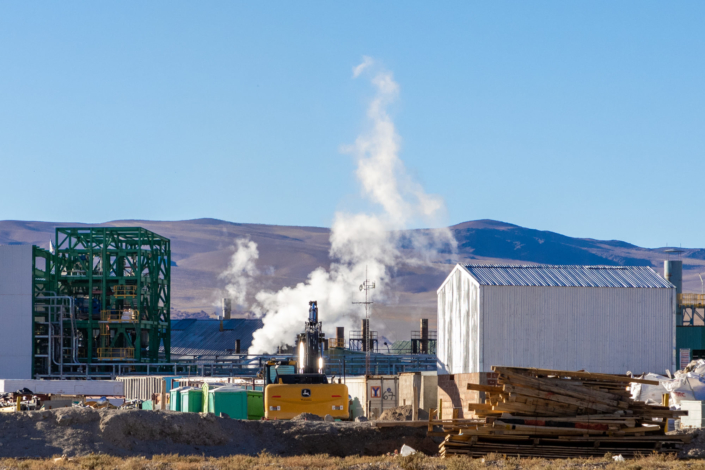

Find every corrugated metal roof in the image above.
[391,340,412,354]
[167,319,264,357]
[461,264,673,288]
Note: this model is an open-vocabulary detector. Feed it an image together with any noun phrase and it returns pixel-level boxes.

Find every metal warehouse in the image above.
[437,264,675,376]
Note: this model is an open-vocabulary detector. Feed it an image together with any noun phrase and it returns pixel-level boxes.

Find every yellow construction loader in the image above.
[262,301,348,419]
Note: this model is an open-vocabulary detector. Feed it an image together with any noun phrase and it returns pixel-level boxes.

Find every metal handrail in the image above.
[679,293,705,306]
[100,309,139,322]
[329,338,346,348]
[112,285,137,298]
[33,353,438,379]
[97,347,135,361]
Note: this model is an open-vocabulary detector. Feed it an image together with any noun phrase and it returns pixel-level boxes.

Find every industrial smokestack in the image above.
[222,298,232,320]
[665,260,683,295]
[420,318,429,354]
[361,318,370,352]
[336,326,344,348]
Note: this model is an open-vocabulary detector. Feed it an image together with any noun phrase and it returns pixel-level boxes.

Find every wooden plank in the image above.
[498,369,628,406]
[494,366,660,385]
[373,420,434,428]
[466,383,504,393]
[412,385,418,421]
[467,403,493,411]
[503,384,619,413]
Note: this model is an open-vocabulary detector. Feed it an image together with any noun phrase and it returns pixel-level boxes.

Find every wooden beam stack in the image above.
[438,366,690,459]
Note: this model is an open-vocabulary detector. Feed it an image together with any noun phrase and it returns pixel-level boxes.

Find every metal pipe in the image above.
[38,294,78,378]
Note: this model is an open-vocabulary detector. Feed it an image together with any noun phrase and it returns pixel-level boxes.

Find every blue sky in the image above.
[1,2,703,248]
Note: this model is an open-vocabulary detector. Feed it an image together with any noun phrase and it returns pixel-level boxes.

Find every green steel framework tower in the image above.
[32,227,170,378]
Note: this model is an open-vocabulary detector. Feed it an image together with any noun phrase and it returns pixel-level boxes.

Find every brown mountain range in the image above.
[1,218,703,341]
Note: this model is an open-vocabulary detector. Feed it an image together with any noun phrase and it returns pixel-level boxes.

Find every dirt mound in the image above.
[673,428,705,459]
[0,409,439,458]
[290,413,323,422]
[378,406,429,421]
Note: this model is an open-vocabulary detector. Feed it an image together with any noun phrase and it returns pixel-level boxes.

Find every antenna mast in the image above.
[353,266,375,375]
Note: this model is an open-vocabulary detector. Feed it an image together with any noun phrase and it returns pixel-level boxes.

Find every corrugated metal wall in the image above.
[480,285,674,375]
[438,267,675,375]
[437,266,481,375]
[116,376,164,400]
[0,245,33,379]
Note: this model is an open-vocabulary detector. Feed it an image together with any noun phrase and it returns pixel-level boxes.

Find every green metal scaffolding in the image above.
[32,227,170,378]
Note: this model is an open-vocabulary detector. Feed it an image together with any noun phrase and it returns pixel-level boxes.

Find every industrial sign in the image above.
[370,386,381,398]
[680,349,691,370]
[301,389,311,398]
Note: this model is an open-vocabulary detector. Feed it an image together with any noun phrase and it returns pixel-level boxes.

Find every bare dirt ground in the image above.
[379,405,430,421]
[0,408,437,459]
[0,452,697,470]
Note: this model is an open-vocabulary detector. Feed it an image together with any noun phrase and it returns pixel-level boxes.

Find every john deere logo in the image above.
[301,389,311,398]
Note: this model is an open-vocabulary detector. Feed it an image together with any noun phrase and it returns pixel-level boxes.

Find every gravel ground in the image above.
[0,408,439,458]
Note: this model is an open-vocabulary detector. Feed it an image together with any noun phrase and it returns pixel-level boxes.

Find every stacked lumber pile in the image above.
[438,366,690,459]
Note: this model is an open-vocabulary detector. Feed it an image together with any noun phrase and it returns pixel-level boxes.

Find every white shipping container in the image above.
[438,264,676,375]
[343,375,398,419]
[116,376,165,400]
[0,379,124,396]
[680,400,705,428]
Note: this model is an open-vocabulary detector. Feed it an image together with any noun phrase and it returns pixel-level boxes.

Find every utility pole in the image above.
[353,266,375,375]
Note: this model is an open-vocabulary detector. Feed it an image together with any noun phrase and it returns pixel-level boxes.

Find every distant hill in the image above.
[1,218,703,341]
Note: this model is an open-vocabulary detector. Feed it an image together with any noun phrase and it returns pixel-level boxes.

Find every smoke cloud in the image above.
[234,58,455,353]
[219,238,259,308]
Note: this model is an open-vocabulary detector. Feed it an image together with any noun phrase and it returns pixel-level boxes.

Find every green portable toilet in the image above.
[170,386,185,411]
[246,390,264,419]
[208,385,264,420]
[181,387,203,413]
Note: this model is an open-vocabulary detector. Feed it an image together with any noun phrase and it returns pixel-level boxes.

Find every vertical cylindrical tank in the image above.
[222,298,232,320]
[361,319,370,352]
[665,260,683,295]
[420,318,429,354]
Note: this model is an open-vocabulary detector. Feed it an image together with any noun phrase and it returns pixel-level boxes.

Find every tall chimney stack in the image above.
[222,298,232,320]
[420,318,429,354]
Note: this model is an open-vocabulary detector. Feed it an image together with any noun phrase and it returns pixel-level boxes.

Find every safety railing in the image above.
[112,285,137,298]
[33,353,438,379]
[97,347,135,361]
[100,309,139,322]
[679,293,705,307]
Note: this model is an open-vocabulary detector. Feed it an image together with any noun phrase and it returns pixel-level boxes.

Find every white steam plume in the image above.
[244,58,455,353]
[219,238,259,308]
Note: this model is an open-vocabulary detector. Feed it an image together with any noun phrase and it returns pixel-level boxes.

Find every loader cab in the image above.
[263,359,328,385]
[263,359,296,386]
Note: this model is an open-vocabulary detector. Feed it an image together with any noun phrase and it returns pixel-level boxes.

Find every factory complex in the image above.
[0,224,703,429]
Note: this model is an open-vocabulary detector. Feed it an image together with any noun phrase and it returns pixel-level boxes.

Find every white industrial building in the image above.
[437,264,675,376]
[0,245,33,379]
